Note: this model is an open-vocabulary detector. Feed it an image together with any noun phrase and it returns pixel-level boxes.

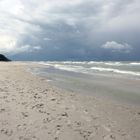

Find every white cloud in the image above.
[43,38,52,41]
[0,35,16,53]
[0,34,41,54]
[33,46,42,50]
[102,41,132,53]
[0,34,31,54]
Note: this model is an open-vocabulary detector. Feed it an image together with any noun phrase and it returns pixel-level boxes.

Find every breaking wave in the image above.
[90,67,140,76]
[38,62,140,76]
[39,61,140,66]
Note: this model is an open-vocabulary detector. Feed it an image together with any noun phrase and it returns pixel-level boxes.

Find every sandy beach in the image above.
[0,62,140,140]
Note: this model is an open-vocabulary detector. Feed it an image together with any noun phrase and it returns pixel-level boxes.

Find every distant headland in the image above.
[0,54,11,61]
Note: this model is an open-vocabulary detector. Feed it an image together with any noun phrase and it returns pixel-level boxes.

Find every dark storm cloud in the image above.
[0,0,140,60]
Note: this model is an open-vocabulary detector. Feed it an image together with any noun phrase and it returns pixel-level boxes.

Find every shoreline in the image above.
[0,62,140,140]
[29,62,140,108]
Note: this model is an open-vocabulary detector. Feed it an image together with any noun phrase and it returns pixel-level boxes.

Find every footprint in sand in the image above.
[32,103,44,109]
[74,128,93,140]
[21,112,29,118]
[75,121,82,127]
[0,88,8,92]
[61,112,68,117]
[41,89,48,95]
[103,134,116,140]
[54,136,59,140]
[56,124,62,131]
[0,128,13,136]
[19,136,39,140]
[43,116,55,123]
[38,109,46,113]
[1,95,7,99]
[137,112,140,115]
[0,108,6,113]
[17,123,27,131]
[33,93,41,99]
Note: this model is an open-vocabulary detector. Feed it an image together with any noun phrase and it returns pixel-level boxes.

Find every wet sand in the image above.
[0,62,140,140]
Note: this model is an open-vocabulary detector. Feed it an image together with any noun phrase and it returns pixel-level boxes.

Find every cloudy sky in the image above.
[0,0,140,61]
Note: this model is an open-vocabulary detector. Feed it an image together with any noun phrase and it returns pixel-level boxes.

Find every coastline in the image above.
[0,62,140,140]
[29,62,140,107]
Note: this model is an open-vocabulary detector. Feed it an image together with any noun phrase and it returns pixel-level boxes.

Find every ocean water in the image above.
[30,61,140,106]
[37,61,140,77]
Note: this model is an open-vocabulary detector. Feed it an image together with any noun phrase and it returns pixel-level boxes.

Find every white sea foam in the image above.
[87,61,104,64]
[88,61,136,66]
[84,61,123,66]
[38,62,140,76]
[38,62,90,74]
[53,64,88,73]
[104,62,122,66]
[130,62,140,65]
[103,62,140,66]
[38,61,140,66]
[61,61,87,64]
[90,67,140,76]
[38,62,54,66]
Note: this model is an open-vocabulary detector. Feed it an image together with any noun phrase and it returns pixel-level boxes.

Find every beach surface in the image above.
[0,62,140,140]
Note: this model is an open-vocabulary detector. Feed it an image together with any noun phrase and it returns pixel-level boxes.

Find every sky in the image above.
[0,0,140,61]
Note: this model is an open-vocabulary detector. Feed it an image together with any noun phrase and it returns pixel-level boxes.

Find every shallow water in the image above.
[29,61,140,106]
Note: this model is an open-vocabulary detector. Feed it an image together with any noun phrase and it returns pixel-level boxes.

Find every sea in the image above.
[29,61,140,106]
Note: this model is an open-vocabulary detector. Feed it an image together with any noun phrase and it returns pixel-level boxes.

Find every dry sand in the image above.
[0,62,140,140]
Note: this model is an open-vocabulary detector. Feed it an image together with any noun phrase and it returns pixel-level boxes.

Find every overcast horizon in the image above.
[0,0,140,61]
